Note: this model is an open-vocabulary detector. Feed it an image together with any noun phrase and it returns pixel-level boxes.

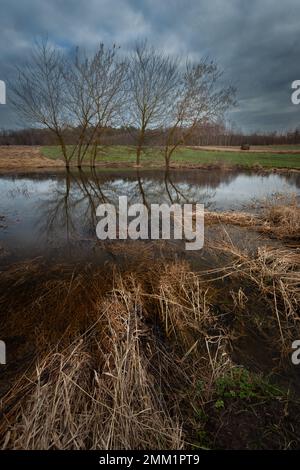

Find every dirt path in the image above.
[190,145,300,154]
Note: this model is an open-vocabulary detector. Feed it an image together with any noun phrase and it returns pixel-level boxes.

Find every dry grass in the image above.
[0,146,64,170]
[0,238,299,449]
[1,309,183,449]
[205,199,300,243]
[262,199,300,241]
[0,266,185,449]
[0,257,231,449]
[206,242,300,357]
[205,211,258,227]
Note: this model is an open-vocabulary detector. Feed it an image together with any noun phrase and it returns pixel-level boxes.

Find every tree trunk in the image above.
[136,128,145,166]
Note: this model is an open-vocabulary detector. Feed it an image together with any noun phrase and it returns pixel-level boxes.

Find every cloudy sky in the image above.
[0,0,299,132]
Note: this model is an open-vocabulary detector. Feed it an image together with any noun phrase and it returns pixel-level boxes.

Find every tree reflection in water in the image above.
[37,168,218,252]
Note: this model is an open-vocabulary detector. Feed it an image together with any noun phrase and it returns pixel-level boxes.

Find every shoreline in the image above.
[0,165,299,176]
[0,145,300,174]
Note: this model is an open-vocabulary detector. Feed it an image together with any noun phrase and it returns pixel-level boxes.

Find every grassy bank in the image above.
[41,145,300,169]
[0,202,299,450]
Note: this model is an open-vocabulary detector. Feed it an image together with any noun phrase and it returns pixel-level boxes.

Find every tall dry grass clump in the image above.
[1,321,183,449]
[262,199,300,241]
[0,269,186,449]
[156,262,231,396]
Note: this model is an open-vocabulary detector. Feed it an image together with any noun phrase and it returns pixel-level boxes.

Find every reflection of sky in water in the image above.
[209,174,294,207]
[0,169,299,262]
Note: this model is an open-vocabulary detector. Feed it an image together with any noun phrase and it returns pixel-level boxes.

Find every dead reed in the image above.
[0,232,299,449]
[204,198,300,244]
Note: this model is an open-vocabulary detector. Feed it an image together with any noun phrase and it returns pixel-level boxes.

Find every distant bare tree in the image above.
[127,41,178,166]
[162,59,236,168]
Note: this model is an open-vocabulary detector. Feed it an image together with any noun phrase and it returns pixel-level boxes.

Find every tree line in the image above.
[2,123,300,148]
[8,40,235,168]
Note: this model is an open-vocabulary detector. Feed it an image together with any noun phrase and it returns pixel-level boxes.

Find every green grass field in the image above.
[41,145,300,169]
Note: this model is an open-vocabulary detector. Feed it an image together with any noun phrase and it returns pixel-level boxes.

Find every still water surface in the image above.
[0,168,299,263]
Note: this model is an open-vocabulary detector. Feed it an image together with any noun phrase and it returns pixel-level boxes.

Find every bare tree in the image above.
[62,47,98,168]
[11,40,72,166]
[11,39,235,170]
[11,41,127,168]
[89,45,128,167]
[66,44,127,168]
[127,41,178,166]
[162,59,236,169]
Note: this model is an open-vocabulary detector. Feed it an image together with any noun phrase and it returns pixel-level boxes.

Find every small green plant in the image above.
[215,399,225,410]
[216,368,257,400]
[215,367,285,402]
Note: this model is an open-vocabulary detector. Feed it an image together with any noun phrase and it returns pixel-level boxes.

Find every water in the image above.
[0,168,299,263]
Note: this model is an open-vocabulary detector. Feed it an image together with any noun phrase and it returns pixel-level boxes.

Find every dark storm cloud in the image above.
[0,0,300,131]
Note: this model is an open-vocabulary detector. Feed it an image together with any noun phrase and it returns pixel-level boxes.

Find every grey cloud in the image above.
[0,0,299,131]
